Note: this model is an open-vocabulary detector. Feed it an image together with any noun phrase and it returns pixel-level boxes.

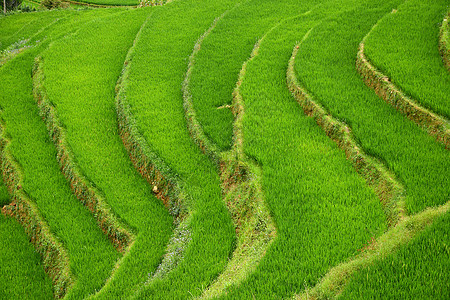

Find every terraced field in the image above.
[1,0,448,299]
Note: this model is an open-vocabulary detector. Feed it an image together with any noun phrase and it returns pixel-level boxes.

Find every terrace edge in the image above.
[0,113,74,299]
[182,9,277,298]
[356,23,450,148]
[32,56,135,253]
[288,38,406,227]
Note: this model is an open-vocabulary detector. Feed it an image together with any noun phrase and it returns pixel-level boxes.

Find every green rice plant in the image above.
[341,209,449,299]
[64,0,139,7]
[187,0,324,151]
[37,8,176,299]
[356,0,450,147]
[200,2,403,299]
[0,9,66,51]
[111,0,250,298]
[1,102,74,299]
[183,7,281,295]
[294,1,449,215]
[115,10,193,287]
[0,161,54,299]
[290,3,449,297]
[0,9,125,299]
[440,10,450,71]
[295,201,449,299]
[0,213,54,299]
[361,0,450,119]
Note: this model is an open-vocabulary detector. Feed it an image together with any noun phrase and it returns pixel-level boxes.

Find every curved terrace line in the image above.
[1,17,64,67]
[33,58,134,253]
[182,8,320,298]
[439,11,449,72]
[287,15,444,298]
[0,113,74,299]
[114,15,193,291]
[356,12,450,149]
[293,200,449,299]
[288,31,406,227]
[62,0,137,8]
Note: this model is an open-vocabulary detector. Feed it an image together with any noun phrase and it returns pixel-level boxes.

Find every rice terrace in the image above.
[0,0,449,298]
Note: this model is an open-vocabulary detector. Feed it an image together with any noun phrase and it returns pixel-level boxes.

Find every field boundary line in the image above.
[182,7,306,297]
[356,13,450,149]
[293,200,449,299]
[32,56,135,253]
[1,17,65,68]
[288,29,406,228]
[439,10,450,72]
[114,15,193,291]
[0,112,74,299]
[62,0,137,8]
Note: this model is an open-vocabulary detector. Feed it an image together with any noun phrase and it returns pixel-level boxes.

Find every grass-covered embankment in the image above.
[0,9,124,299]
[204,1,398,298]
[0,213,54,299]
[361,0,450,119]
[356,0,450,147]
[290,2,449,297]
[37,8,175,299]
[182,6,280,295]
[342,210,449,299]
[0,175,54,299]
[294,2,449,215]
[113,0,244,298]
[440,10,450,71]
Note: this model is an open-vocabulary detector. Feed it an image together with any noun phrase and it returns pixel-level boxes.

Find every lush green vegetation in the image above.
[343,212,450,299]
[0,176,54,299]
[120,0,240,298]
[0,214,54,299]
[0,9,123,299]
[295,2,449,215]
[38,8,174,298]
[363,0,450,119]
[1,0,448,299]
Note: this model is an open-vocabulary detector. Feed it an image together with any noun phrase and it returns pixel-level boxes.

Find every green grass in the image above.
[363,0,450,119]
[0,2,448,298]
[39,8,174,298]
[70,0,139,6]
[342,212,450,299]
[0,175,53,299]
[115,0,245,298]
[0,214,54,299]
[196,1,403,298]
[189,0,323,150]
[0,9,124,299]
[295,2,449,215]
[0,9,67,51]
